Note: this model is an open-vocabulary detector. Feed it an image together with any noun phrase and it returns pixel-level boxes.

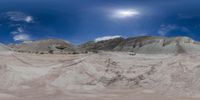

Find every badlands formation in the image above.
[0,36,200,100]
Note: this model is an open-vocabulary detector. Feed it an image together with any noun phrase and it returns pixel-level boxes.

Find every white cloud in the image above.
[11,27,32,41]
[158,24,192,36]
[95,35,121,42]
[13,34,31,41]
[11,31,18,35]
[25,16,33,23]
[64,40,71,44]
[5,11,34,23]
[158,25,177,36]
[17,27,24,33]
[110,9,139,19]
[11,27,24,35]
[0,11,34,42]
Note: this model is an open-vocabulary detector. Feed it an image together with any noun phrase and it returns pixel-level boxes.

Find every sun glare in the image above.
[111,9,139,19]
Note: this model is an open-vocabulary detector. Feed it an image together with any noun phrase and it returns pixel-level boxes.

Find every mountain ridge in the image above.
[80,36,200,54]
[4,36,200,54]
[9,39,75,54]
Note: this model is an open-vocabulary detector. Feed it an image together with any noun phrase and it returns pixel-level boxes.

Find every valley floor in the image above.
[0,51,200,100]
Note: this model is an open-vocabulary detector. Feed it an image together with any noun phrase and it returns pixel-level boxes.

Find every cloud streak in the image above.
[11,27,31,41]
[158,24,192,36]
[13,34,31,41]
[178,13,200,19]
[5,11,34,23]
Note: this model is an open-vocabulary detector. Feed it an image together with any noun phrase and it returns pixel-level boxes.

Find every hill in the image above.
[0,43,10,52]
[80,36,200,54]
[9,39,75,54]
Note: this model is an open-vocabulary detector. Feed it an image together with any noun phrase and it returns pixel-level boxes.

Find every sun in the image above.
[111,9,139,19]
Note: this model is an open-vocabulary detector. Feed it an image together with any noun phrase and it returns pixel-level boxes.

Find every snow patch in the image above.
[95,35,121,42]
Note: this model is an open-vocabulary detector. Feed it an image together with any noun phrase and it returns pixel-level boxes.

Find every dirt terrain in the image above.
[0,51,200,100]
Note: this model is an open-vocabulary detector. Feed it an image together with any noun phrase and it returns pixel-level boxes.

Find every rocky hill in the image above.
[9,39,75,54]
[0,43,10,52]
[79,37,125,52]
[7,36,200,54]
[80,36,200,54]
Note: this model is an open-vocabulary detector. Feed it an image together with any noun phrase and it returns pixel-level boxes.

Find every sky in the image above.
[0,0,199,44]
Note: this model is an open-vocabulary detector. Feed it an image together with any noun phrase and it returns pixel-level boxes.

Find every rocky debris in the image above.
[9,39,75,54]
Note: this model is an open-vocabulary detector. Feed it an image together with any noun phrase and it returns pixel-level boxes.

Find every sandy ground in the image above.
[0,51,200,100]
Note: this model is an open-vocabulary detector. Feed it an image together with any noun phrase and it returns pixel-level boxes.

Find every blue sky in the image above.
[0,0,200,44]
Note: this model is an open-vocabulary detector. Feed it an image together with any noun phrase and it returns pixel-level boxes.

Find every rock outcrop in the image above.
[79,37,125,52]
[80,36,200,54]
[9,39,75,54]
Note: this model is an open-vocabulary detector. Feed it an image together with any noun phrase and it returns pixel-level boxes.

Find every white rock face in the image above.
[81,36,200,54]
[114,36,200,54]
